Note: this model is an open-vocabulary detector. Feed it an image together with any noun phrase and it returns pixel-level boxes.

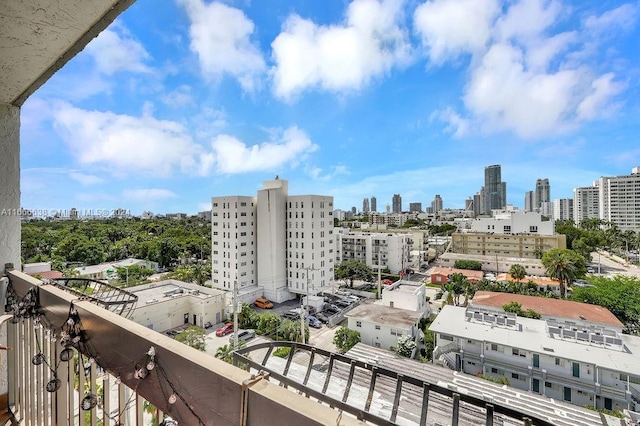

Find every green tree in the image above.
[445,273,467,306]
[277,319,308,342]
[215,342,244,364]
[541,248,586,298]
[257,313,281,338]
[238,303,259,329]
[175,326,206,351]
[453,260,482,271]
[335,260,373,287]
[393,335,417,358]
[333,326,361,353]
[571,275,640,335]
[508,264,526,282]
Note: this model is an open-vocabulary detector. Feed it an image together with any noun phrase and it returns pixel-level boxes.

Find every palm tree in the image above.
[508,264,526,282]
[215,344,235,364]
[445,273,467,306]
[541,249,584,298]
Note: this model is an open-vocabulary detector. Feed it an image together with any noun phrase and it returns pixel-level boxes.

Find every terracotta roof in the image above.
[430,267,483,282]
[496,273,559,286]
[471,291,623,327]
[30,270,63,280]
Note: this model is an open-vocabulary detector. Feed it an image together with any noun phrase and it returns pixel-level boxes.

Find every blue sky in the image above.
[21,0,640,215]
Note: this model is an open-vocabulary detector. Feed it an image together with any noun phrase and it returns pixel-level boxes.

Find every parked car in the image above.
[165,330,178,337]
[303,305,317,315]
[335,289,351,297]
[204,321,213,329]
[335,300,351,309]
[229,329,256,344]
[345,295,360,302]
[325,304,341,314]
[215,322,234,337]
[315,312,330,324]
[254,297,274,309]
[282,310,300,320]
[307,316,322,329]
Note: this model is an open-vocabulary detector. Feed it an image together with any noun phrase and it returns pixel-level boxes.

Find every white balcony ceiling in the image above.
[0,0,135,106]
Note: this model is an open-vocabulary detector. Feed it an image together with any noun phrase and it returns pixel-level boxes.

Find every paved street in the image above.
[590,250,640,279]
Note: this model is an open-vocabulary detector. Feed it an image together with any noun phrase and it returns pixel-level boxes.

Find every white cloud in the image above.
[203,126,318,174]
[423,0,626,138]
[584,3,638,35]
[576,73,625,121]
[308,164,350,181]
[122,188,178,201]
[52,103,202,177]
[413,0,499,63]
[161,85,194,107]
[179,0,266,91]
[68,172,105,186]
[85,27,151,75]
[495,0,561,43]
[271,0,411,100]
[430,107,470,138]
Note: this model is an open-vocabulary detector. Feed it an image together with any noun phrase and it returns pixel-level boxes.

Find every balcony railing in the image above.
[2,269,358,426]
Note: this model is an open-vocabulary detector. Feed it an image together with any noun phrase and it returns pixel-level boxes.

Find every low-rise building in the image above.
[75,258,159,280]
[381,280,430,317]
[345,303,422,351]
[430,302,639,413]
[439,252,548,276]
[429,267,483,285]
[128,279,226,331]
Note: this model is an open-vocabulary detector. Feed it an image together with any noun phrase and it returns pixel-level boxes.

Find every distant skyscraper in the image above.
[573,183,599,223]
[351,206,357,215]
[524,191,535,212]
[409,202,422,213]
[473,193,482,217]
[483,165,506,213]
[370,196,377,212]
[431,195,443,214]
[465,198,473,213]
[535,178,550,210]
[362,198,370,213]
[392,194,402,213]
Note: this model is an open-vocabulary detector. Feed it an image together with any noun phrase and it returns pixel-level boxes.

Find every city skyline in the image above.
[19,0,640,215]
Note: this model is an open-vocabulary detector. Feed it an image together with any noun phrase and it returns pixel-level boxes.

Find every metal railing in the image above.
[233,341,558,426]
[4,269,358,426]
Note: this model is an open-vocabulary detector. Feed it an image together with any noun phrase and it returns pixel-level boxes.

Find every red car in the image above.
[215,322,234,337]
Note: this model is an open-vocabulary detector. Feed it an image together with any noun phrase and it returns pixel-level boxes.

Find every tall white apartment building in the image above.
[211,196,257,291]
[599,167,640,231]
[211,179,334,303]
[574,183,600,223]
[286,195,335,297]
[552,198,573,221]
[336,230,410,273]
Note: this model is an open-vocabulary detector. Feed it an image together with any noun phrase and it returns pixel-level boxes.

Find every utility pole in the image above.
[301,266,318,344]
[373,265,384,300]
[233,281,238,348]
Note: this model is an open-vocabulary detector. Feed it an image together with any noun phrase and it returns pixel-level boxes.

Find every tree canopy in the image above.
[21,217,211,273]
[508,264,526,282]
[572,275,640,335]
[333,326,361,353]
[335,260,373,287]
[175,326,206,351]
[453,259,483,271]
[541,248,586,298]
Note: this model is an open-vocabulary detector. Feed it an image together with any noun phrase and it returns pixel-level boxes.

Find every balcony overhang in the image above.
[0,0,135,107]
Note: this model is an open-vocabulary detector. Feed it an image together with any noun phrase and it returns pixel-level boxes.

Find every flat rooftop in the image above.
[129,279,225,306]
[345,303,421,328]
[430,305,640,377]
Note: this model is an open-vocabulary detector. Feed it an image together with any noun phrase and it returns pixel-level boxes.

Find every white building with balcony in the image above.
[430,304,640,413]
[212,178,334,303]
[336,230,410,274]
[599,167,640,231]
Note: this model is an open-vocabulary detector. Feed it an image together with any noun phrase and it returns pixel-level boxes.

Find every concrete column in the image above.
[0,103,21,272]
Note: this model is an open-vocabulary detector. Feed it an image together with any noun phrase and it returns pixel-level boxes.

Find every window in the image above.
[530,226,538,233]
[504,225,511,233]
[491,343,498,351]
[511,373,520,380]
[356,321,362,328]
[375,325,380,330]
